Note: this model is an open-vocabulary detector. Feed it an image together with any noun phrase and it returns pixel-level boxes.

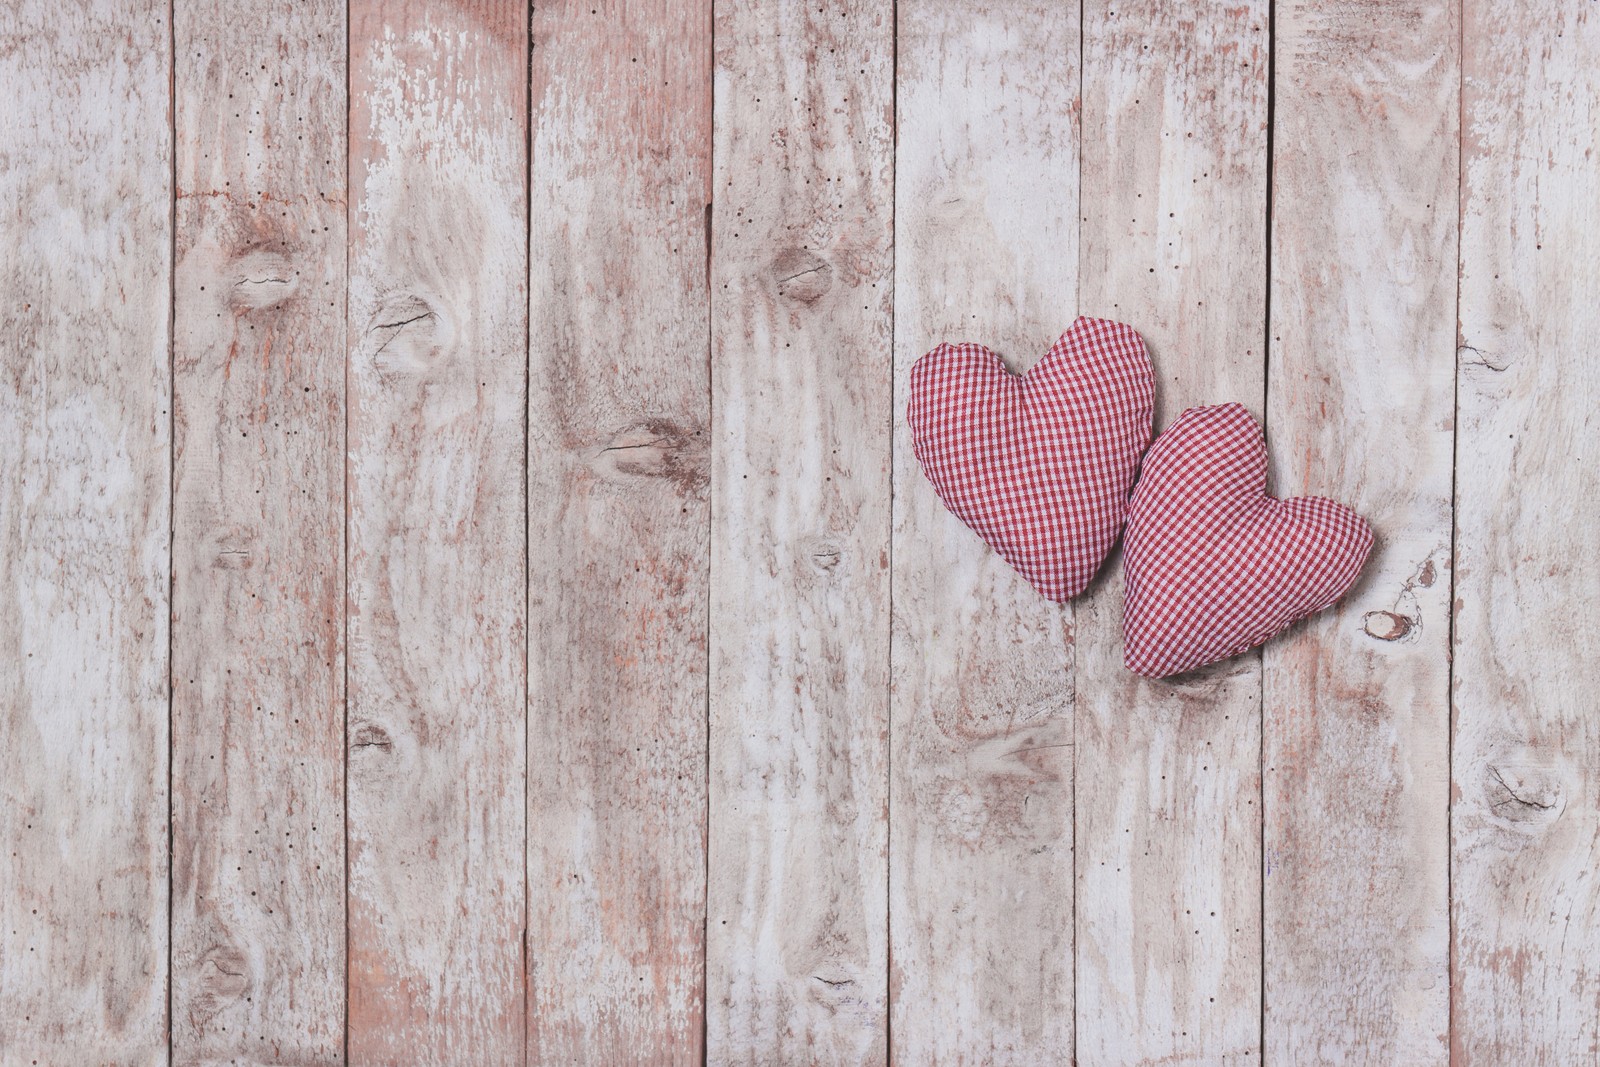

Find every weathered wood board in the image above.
[889,2,1079,1062]
[1075,2,1270,1062]
[169,1,347,1061]
[1453,1,1600,1061]
[346,0,528,1061]
[527,0,713,1061]
[1264,2,1457,1061]
[705,0,896,1060]
[0,2,173,1063]
[5,3,1600,1060]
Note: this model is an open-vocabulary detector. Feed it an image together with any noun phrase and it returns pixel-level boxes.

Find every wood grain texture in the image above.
[1454,3,1600,1061]
[0,2,172,1062]
[888,3,1078,1062]
[14,6,1600,1059]
[346,1,528,1061]
[705,0,894,1060]
[169,2,347,1061]
[1263,3,1457,1062]
[1075,2,1270,1062]
[526,1,712,1061]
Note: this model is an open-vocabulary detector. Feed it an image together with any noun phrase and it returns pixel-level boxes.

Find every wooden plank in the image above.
[168,2,347,1061]
[0,1,172,1061]
[704,0,895,1060]
[1263,3,1457,1061]
[1453,2,1600,1060]
[345,1,528,1060]
[1074,2,1269,1061]
[526,1,712,1061]
[888,3,1078,1062]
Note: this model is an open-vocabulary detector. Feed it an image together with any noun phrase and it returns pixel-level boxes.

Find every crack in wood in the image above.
[369,311,435,359]
[1488,765,1558,813]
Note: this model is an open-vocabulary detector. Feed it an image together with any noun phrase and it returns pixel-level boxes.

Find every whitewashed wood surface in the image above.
[170,2,348,1062]
[706,0,894,1060]
[1263,2,1456,1061]
[527,1,711,1063]
[1454,3,1600,1063]
[2,1,171,1062]
[2,1,1598,1064]
[891,2,1078,1062]
[346,1,527,1061]
[1075,2,1268,1061]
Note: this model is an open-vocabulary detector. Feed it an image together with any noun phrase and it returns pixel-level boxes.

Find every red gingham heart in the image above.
[1123,402,1374,677]
[907,316,1154,602]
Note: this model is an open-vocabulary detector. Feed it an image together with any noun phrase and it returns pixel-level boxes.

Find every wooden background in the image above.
[2,0,1596,1063]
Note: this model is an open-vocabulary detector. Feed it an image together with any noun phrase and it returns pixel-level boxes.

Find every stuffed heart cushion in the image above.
[1123,402,1373,677]
[907,316,1154,602]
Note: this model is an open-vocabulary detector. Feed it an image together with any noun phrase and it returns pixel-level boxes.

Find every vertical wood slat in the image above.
[705,0,895,1060]
[169,2,347,1061]
[526,0,712,1061]
[888,2,1079,1062]
[1263,2,1457,1061]
[1075,2,1270,1061]
[0,1,173,1062]
[1454,2,1600,1061]
[345,0,528,1060]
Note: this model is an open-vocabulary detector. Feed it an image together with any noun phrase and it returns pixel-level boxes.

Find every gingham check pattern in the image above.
[907,316,1154,602]
[1122,403,1373,678]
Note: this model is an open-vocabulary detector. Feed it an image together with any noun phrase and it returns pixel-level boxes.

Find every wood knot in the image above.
[1460,344,1510,373]
[197,944,251,1002]
[227,249,297,310]
[1485,762,1565,829]
[806,963,861,1006]
[366,293,447,376]
[591,418,709,496]
[772,248,833,303]
[1362,610,1413,641]
[350,721,393,752]
[212,525,259,570]
[799,536,843,574]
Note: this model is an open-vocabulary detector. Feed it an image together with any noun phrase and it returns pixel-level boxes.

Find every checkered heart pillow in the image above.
[907,316,1154,602]
[1123,402,1373,677]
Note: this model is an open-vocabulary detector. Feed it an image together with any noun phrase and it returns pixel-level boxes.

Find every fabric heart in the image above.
[1122,402,1373,677]
[907,316,1154,602]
